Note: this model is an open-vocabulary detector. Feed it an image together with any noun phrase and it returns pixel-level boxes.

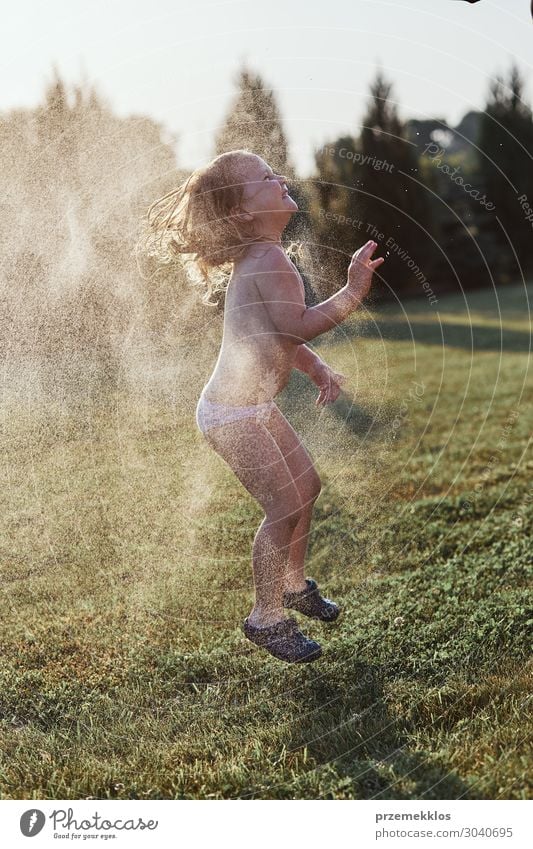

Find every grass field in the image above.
[1,281,531,800]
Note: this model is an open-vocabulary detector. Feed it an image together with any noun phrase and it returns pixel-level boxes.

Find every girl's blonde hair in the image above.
[139,149,303,306]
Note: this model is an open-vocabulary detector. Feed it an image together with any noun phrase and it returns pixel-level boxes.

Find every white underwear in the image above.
[195,391,276,436]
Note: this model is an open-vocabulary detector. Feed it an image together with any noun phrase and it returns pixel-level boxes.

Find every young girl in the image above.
[145,149,385,664]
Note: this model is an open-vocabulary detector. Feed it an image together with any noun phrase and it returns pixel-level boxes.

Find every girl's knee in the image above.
[265,503,304,530]
[301,472,322,506]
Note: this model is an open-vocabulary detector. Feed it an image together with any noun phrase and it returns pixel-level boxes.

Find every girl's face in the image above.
[237,155,298,220]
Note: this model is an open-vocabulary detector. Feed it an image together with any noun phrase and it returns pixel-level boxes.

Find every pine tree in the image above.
[215,65,313,296]
[311,69,436,300]
[357,69,435,297]
[310,135,362,290]
[214,66,290,173]
[477,62,533,275]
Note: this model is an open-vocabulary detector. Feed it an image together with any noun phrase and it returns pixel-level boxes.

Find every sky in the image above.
[2,0,532,175]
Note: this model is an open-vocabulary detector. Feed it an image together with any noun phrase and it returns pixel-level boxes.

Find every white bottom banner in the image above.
[1,799,531,848]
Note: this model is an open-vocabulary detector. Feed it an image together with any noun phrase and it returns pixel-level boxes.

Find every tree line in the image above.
[1,62,531,398]
[215,64,533,305]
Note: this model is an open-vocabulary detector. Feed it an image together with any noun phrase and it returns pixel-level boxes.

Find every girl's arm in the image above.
[292,344,327,382]
[254,241,383,344]
[293,344,348,406]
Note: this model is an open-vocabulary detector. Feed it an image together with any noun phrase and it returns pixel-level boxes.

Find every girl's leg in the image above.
[204,418,304,627]
[260,407,322,593]
[248,509,301,627]
[285,504,316,593]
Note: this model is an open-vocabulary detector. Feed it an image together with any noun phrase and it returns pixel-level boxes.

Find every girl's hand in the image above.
[314,365,347,406]
[347,240,385,301]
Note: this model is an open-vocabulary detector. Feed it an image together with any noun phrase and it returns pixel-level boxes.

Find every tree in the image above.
[214,66,290,173]
[310,135,362,291]
[214,64,314,295]
[477,62,533,276]
[0,67,184,401]
[310,69,437,301]
[356,69,436,298]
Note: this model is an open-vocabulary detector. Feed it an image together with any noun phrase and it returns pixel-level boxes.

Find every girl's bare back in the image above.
[203,244,303,406]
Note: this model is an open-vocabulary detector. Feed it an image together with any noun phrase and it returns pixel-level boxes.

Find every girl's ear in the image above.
[229,205,254,223]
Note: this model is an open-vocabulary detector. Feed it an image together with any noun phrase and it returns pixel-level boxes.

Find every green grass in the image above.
[0,281,531,799]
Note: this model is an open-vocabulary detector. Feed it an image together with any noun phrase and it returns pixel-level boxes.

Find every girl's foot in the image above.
[242,615,322,663]
[246,607,288,629]
[283,578,340,622]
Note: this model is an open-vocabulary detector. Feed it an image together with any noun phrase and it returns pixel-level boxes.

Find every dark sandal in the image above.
[242,615,322,663]
[283,578,340,622]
